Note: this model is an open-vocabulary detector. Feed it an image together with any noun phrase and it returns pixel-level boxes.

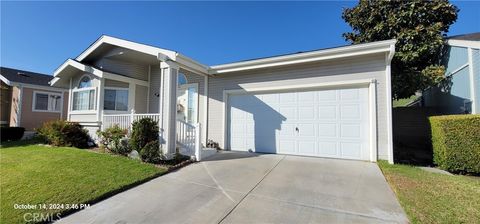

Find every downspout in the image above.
[386,42,396,164]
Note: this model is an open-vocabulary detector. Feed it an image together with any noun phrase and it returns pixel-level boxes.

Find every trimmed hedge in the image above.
[0,127,25,141]
[429,115,480,174]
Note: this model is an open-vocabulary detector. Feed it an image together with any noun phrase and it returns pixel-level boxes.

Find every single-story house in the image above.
[50,35,396,163]
[421,32,479,114]
[0,67,68,130]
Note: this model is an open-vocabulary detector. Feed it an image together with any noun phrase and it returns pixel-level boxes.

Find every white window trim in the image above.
[103,87,129,112]
[32,90,63,113]
[71,86,96,112]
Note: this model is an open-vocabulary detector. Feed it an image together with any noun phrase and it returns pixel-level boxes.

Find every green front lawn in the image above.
[378,161,480,224]
[0,142,167,223]
[393,95,419,107]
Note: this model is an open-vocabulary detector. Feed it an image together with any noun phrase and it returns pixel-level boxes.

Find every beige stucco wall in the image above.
[18,87,68,130]
[207,53,390,160]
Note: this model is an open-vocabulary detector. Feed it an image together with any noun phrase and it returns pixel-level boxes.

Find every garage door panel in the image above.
[340,104,361,119]
[318,89,337,101]
[228,86,370,161]
[298,107,315,120]
[319,141,338,156]
[297,123,315,137]
[279,140,296,153]
[278,123,296,136]
[298,91,315,104]
[279,107,296,120]
[298,141,316,154]
[318,105,337,119]
[318,123,337,138]
[340,142,362,158]
[340,124,361,138]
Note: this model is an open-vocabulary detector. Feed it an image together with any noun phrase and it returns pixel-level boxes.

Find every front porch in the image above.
[50,36,210,159]
[102,110,205,161]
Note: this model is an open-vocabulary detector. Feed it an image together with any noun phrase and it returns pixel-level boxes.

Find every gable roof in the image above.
[448,32,480,41]
[0,67,55,87]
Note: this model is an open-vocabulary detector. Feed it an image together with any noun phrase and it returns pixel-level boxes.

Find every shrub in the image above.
[129,118,159,152]
[97,125,129,155]
[0,127,25,141]
[429,115,480,174]
[37,120,90,148]
[140,140,163,163]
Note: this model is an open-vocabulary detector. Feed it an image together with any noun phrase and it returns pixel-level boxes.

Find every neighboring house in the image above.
[0,67,68,130]
[422,32,480,114]
[51,35,396,163]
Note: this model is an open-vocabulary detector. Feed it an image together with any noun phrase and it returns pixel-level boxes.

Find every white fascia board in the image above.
[53,59,104,78]
[0,75,12,86]
[175,53,210,75]
[447,39,480,49]
[76,35,177,62]
[211,39,397,74]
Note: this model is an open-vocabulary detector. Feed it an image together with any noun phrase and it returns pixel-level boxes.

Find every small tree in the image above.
[342,0,458,99]
[129,118,159,152]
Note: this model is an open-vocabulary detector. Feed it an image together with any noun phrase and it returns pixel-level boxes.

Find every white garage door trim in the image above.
[222,78,378,162]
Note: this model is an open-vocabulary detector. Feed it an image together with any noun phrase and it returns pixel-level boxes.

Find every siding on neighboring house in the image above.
[423,45,478,114]
[473,49,480,113]
[207,53,390,159]
[444,46,469,74]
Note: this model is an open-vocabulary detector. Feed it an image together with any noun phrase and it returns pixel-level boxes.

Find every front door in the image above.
[177,83,198,124]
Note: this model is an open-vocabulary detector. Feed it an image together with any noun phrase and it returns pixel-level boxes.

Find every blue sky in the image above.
[1,1,479,75]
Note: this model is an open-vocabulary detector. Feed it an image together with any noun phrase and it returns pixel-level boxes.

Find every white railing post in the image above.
[195,123,202,161]
[130,109,135,131]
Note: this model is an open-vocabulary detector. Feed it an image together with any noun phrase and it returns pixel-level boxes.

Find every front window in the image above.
[72,75,96,111]
[33,92,62,112]
[104,89,128,111]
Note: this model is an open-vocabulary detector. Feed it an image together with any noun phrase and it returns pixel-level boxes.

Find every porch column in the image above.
[159,61,179,156]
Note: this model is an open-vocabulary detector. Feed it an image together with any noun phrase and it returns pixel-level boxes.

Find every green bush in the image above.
[37,120,91,148]
[97,125,130,155]
[0,127,25,141]
[129,118,159,152]
[140,140,163,163]
[429,115,480,174]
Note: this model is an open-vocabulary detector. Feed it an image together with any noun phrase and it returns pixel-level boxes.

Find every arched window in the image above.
[72,75,95,111]
[178,73,187,86]
[78,76,92,88]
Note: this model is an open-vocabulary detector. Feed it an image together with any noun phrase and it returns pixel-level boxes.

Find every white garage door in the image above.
[228,87,370,160]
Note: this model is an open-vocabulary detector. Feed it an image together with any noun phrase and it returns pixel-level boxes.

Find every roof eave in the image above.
[210,39,396,74]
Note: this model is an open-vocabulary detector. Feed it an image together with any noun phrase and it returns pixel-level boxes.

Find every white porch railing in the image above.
[102,110,202,161]
[176,120,201,161]
[102,110,160,130]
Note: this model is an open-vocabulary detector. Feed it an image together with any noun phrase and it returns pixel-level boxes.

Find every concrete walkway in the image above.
[57,152,408,224]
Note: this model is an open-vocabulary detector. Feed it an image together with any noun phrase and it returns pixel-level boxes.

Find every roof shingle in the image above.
[0,67,54,87]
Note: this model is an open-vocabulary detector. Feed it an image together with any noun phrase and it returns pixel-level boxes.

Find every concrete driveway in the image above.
[57,152,408,224]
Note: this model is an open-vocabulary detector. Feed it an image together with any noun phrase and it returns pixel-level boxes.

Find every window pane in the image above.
[35,93,48,110]
[187,87,197,123]
[73,90,95,111]
[116,90,128,111]
[178,73,187,85]
[89,90,95,110]
[104,89,116,110]
[79,76,92,88]
[49,95,61,111]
